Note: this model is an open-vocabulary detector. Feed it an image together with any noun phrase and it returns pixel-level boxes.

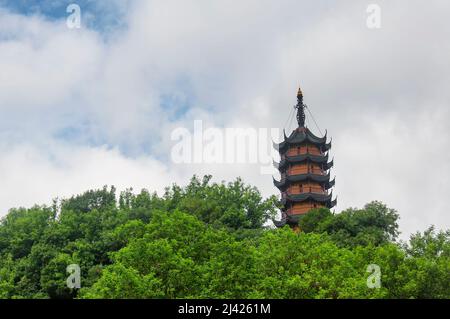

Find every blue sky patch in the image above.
[0,0,131,32]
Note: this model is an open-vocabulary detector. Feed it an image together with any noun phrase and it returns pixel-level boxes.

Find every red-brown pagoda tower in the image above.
[273,87,336,229]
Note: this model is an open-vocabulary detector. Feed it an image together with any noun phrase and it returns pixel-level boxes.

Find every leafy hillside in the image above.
[0,176,448,299]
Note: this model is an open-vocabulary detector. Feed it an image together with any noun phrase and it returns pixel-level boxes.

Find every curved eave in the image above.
[324,159,334,170]
[274,128,329,152]
[275,156,333,171]
[325,177,336,190]
[330,198,337,208]
[272,217,286,228]
[279,213,303,225]
[273,160,280,169]
[282,192,333,205]
[300,128,326,144]
[273,211,304,227]
[276,153,329,169]
[322,140,332,152]
[286,213,302,225]
[273,173,332,190]
[282,194,337,209]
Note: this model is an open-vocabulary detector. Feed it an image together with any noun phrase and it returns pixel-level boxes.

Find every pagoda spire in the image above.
[296,87,306,127]
[272,86,336,229]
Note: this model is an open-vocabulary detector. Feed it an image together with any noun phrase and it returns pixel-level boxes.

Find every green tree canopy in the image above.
[0,176,448,299]
[299,201,400,247]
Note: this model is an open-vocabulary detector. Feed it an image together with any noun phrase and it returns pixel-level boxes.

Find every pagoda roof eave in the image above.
[324,159,334,170]
[276,153,329,168]
[272,218,286,228]
[330,198,337,208]
[284,213,306,225]
[323,140,332,152]
[273,173,332,190]
[276,157,333,171]
[326,177,336,190]
[281,195,337,209]
[274,127,329,151]
[281,192,333,204]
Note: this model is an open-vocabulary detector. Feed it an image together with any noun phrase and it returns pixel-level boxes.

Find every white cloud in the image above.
[0,1,449,239]
[0,141,176,214]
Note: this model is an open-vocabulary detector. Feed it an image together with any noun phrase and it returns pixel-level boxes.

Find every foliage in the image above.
[0,176,448,299]
[299,201,400,247]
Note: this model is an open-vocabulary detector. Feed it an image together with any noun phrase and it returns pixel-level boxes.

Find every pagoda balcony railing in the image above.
[286,207,319,215]
[286,148,325,157]
[286,168,326,176]
[293,188,327,194]
[279,169,330,182]
[282,188,327,197]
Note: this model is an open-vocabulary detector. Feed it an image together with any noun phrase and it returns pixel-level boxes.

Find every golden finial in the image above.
[297,87,303,98]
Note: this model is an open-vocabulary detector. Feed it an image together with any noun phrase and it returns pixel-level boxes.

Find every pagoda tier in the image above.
[273,173,335,190]
[274,152,333,170]
[273,87,336,229]
[280,192,335,205]
[274,128,332,154]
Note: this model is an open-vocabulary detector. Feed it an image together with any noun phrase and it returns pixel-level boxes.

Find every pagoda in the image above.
[273,87,336,229]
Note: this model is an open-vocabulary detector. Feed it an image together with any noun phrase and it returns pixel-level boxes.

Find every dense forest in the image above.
[0,175,448,299]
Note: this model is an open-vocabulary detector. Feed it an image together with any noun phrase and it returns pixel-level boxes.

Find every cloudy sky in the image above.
[0,0,449,239]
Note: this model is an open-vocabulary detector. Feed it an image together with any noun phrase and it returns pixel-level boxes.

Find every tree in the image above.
[80,263,163,299]
[0,176,448,299]
[0,254,15,298]
[61,186,116,214]
[163,175,278,231]
[299,201,399,247]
